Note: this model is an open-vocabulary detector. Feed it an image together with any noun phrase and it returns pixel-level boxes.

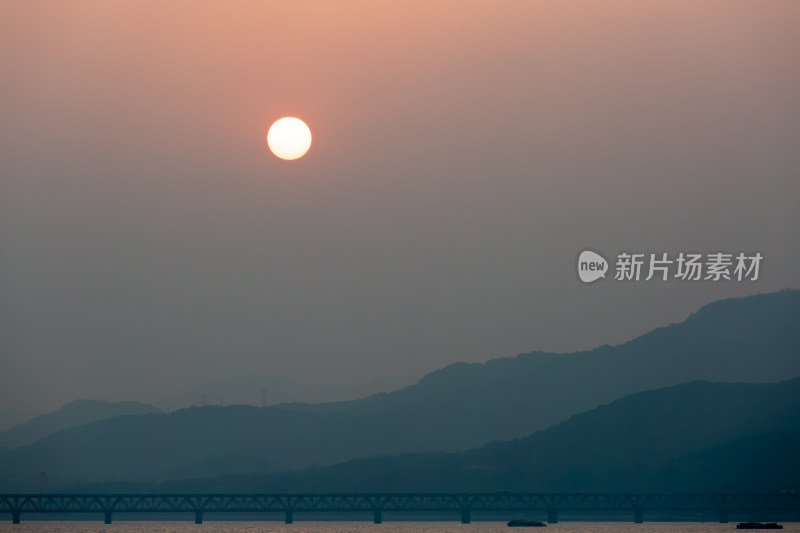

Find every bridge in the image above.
[2,493,799,524]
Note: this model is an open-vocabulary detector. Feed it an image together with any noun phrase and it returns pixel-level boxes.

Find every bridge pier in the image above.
[195,511,203,524]
[461,510,470,524]
[12,511,20,524]
[373,510,382,524]
[548,508,558,523]
[285,511,293,524]
[634,507,643,523]
[719,508,729,523]
[104,511,112,524]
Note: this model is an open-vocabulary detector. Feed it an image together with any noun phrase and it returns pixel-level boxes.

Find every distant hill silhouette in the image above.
[0,400,162,449]
[162,379,800,493]
[0,289,797,488]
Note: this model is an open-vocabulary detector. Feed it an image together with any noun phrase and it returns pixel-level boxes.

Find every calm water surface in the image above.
[0,523,797,533]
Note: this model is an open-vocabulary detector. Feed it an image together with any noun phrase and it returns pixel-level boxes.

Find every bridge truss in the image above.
[2,492,798,524]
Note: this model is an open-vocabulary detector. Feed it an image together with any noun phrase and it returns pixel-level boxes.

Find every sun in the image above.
[267,117,312,160]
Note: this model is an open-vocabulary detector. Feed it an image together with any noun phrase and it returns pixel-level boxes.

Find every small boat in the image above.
[507,519,546,527]
[736,522,783,530]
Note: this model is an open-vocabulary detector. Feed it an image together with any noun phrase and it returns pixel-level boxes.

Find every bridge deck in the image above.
[2,493,798,524]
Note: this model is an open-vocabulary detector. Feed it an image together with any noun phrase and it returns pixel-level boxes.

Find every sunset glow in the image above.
[267,117,312,160]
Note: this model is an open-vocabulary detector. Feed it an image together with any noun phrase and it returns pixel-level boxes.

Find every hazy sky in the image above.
[1,1,798,429]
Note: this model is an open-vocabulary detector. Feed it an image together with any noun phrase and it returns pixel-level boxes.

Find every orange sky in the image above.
[1,1,799,424]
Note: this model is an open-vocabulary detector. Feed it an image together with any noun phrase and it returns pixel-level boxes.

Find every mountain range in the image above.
[0,400,162,449]
[162,378,800,493]
[0,289,797,490]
